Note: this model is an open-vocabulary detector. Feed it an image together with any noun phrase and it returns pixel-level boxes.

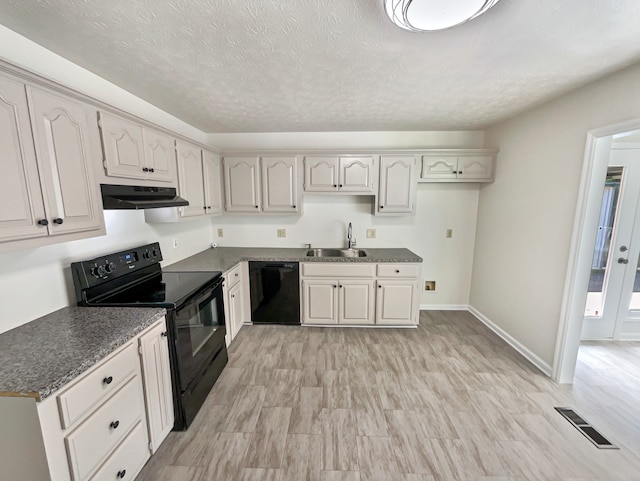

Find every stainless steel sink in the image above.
[306,248,367,258]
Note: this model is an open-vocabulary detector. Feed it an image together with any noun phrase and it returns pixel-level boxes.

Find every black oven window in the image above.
[176,293,222,357]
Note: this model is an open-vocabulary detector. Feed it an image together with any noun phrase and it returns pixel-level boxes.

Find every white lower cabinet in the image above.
[138,320,174,453]
[223,262,250,346]
[0,318,173,481]
[301,263,420,326]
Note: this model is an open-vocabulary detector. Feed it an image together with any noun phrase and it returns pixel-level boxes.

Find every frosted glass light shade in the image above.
[384,0,501,31]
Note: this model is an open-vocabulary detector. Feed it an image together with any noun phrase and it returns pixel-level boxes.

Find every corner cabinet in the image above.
[98,111,175,183]
[0,74,105,251]
[419,150,497,182]
[377,155,417,215]
[303,156,376,194]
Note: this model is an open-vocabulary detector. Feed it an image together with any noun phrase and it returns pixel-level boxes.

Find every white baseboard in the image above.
[467,305,553,376]
[617,332,640,341]
[419,304,468,311]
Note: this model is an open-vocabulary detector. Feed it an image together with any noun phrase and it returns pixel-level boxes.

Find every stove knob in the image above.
[105,262,116,273]
[97,265,106,276]
[90,266,100,278]
[152,248,159,257]
[143,251,151,259]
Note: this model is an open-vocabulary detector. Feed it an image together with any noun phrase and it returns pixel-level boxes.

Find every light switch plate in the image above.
[366,229,376,238]
[217,228,224,237]
[277,228,286,238]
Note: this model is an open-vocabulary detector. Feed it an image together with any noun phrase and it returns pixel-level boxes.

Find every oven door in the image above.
[173,277,226,391]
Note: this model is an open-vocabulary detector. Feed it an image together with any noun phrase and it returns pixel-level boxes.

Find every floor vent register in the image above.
[554,407,618,449]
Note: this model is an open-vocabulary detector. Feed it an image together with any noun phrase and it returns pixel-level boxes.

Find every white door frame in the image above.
[553,117,640,384]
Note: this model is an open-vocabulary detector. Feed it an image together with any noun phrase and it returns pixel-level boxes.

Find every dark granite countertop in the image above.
[164,247,423,273]
[0,306,166,401]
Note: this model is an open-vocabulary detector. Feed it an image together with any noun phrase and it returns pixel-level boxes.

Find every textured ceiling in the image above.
[1,0,640,133]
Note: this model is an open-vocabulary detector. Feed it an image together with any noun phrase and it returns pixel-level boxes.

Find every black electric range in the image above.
[71,243,227,430]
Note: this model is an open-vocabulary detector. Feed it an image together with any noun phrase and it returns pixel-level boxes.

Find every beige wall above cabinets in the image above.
[0,73,105,253]
[145,142,223,223]
[419,149,497,182]
[98,111,176,184]
[222,155,301,215]
[303,155,376,194]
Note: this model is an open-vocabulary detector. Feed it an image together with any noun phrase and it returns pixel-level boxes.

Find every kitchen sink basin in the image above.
[306,248,367,258]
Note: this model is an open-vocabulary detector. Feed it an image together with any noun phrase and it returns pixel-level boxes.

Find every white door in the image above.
[582,149,640,339]
[421,155,458,180]
[203,150,223,215]
[457,155,494,180]
[142,127,175,182]
[98,112,147,180]
[27,87,103,236]
[176,141,205,218]
[338,279,375,325]
[228,281,244,341]
[375,280,417,325]
[223,156,261,212]
[0,75,48,243]
[303,156,338,192]
[302,279,338,324]
[339,156,375,193]
[261,156,299,213]
[378,156,416,213]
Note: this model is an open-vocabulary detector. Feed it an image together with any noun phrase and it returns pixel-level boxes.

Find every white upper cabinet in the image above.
[98,111,176,183]
[203,150,224,215]
[377,155,417,215]
[261,156,299,213]
[142,127,175,182]
[420,150,496,182]
[176,140,206,218]
[339,156,375,193]
[0,75,47,243]
[223,156,261,213]
[303,156,376,194]
[26,86,103,237]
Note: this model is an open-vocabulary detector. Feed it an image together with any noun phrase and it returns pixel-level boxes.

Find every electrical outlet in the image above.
[446,229,453,238]
[217,228,223,237]
[366,228,376,238]
[172,238,179,248]
[277,228,286,238]
[424,281,436,291]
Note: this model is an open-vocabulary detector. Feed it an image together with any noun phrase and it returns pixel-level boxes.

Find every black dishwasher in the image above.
[248,261,300,324]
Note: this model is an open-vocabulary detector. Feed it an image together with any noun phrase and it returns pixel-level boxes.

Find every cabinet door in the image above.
[139,320,174,453]
[378,156,416,214]
[339,156,375,193]
[457,155,494,181]
[375,280,417,325]
[27,87,103,236]
[421,155,458,180]
[0,76,48,243]
[143,127,175,182]
[224,156,261,212]
[176,141,205,218]
[302,279,338,324]
[98,112,147,180]
[203,150,224,215]
[339,279,375,325]
[261,156,299,213]
[303,156,338,192]
[228,281,245,342]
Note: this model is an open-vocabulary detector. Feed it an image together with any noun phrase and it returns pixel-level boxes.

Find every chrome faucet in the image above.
[347,222,356,249]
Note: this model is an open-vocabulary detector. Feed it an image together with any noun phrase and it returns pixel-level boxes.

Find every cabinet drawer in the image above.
[302,263,376,278]
[58,343,138,429]
[376,264,420,278]
[225,263,242,288]
[65,375,145,481]
[88,420,149,481]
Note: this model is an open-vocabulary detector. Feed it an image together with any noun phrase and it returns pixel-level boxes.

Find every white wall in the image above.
[0,212,213,334]
[471,62,640,369]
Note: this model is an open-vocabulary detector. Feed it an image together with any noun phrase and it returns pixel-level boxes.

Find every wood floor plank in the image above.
[320,408,359,471]
[244,407,292,469]
[222,385,266,433]
[288,386,323,435]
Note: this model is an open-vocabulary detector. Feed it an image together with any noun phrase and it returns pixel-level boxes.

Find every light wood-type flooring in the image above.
[136,311,640,481]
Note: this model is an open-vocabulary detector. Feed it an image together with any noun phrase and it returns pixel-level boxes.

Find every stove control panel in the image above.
[71,242,164,290]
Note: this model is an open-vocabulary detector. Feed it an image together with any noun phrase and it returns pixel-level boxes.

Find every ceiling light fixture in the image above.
[384,0,501,32]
